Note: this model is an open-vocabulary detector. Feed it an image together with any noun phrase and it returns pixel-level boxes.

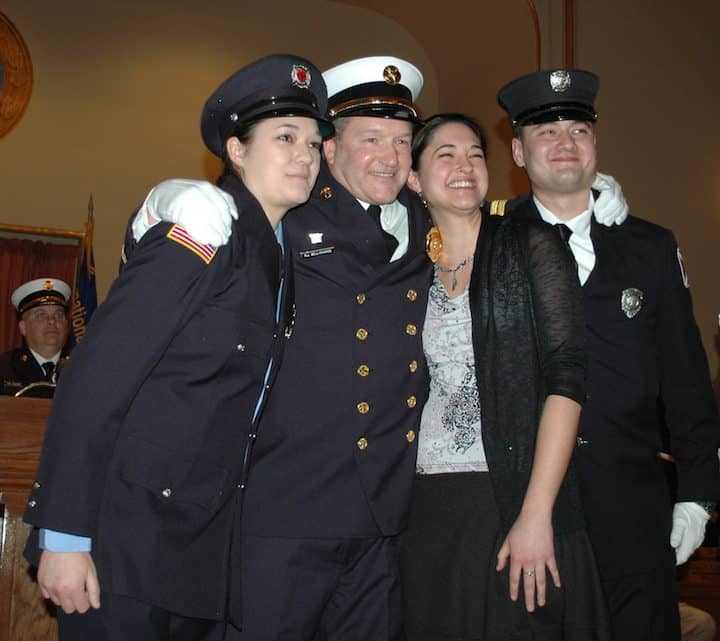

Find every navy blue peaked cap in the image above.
[201,53,334,157]
[497,69,599,127]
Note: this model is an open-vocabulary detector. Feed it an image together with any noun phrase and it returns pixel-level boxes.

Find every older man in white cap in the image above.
[0,278,71,396]
[125,56,630,640]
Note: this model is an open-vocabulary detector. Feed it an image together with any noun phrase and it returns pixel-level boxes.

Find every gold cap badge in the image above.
[383,65,401,85]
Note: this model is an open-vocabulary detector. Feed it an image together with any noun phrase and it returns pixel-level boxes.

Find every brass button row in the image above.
[356,430,416,451]
[357,397,416,413]
[355,325,417,341]
[358,363,418,377]
[356,289,417,304]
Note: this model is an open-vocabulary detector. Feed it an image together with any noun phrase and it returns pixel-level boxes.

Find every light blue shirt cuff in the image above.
[39,529,92,552]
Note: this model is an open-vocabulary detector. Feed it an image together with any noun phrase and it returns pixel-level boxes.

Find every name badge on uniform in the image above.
[299,246,335,258]
[299,231,335,258]
[621,287,643,319]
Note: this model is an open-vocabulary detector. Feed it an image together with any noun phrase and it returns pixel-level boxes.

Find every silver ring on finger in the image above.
[524,569,535,577]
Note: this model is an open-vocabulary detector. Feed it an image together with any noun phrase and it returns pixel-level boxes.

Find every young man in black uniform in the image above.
[497,68,720,641]
[0,278,71,396]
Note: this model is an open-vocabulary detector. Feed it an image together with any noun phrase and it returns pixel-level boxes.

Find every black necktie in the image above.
[367,205,399,261]
[557,223,573,246]
[41,361,55,382]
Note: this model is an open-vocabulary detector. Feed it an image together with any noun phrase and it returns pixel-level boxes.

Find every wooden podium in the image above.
[0,397,57,641]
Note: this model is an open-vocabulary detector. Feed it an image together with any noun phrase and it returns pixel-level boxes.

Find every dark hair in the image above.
[219,119,260,179]
[411,113,488,170]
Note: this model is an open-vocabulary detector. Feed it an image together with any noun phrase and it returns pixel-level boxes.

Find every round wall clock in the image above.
[0,11,33,138]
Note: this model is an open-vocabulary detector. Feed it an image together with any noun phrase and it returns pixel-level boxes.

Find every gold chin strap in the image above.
[489,199,507,216]
[328,97,418,119]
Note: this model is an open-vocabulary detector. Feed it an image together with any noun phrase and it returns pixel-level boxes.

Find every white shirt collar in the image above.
[533,193,595,241]
[29,348,61,367]
[356,199,409,262]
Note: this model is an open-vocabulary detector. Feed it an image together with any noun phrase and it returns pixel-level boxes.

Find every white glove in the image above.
[131,179,238,246]
[592,172,629,226]
[670,501,710,565]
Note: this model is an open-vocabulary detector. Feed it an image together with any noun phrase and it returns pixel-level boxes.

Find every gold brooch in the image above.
[425,226,443,263]
[320,186,333,200]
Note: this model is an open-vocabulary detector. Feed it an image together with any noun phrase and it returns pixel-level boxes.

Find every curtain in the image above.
[0,238,78,353]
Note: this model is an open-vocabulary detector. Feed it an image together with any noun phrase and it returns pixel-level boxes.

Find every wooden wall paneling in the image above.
[0,398,57,641]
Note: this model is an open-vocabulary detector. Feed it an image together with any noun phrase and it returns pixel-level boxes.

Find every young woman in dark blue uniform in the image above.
[23,54,333,641]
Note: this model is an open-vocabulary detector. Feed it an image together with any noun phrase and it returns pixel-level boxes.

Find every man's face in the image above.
[19,304,69,358]
[511,119,597,197]
[323,117,413,205]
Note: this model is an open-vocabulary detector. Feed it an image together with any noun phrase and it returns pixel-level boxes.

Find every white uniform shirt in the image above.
[533,194,596,285]
[357,199,409,262]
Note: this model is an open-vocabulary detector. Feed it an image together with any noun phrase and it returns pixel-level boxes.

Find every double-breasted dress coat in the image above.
[23,173,294,621]
[508,193,720,583]
[240,162,432,541]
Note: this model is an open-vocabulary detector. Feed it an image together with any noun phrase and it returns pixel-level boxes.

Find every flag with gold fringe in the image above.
[66,196,98,349]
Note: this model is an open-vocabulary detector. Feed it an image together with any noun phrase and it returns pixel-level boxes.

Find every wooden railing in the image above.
[0,397,57,641]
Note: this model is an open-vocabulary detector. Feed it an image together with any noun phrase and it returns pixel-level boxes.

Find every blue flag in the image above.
[66,197,98,350]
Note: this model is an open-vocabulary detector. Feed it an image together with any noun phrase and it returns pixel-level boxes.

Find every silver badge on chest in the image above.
[620,287,643,319]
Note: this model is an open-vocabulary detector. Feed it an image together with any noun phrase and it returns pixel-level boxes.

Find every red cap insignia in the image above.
[291,65,311,89]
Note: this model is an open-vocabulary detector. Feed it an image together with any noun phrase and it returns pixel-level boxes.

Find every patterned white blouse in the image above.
[416,271,488,475]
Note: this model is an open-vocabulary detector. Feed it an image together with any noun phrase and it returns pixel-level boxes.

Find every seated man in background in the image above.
[0,278,71,397]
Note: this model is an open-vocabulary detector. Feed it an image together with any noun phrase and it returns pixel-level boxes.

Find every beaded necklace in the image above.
[434,255,474,291]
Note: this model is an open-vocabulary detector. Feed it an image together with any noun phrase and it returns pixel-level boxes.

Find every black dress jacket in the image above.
[0,344,70,396]
[470,210,587,535]
[508,194,720,577]
[240,162,433,539]
[24,173,293,620]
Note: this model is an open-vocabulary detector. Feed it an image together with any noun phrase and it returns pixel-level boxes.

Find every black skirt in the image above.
[400,472,611,641]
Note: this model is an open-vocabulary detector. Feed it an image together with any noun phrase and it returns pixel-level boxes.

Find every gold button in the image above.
[356,293,367,304]
[407,396,417,408]
[356,328,368,341]
[357,364,370,377]
[406,430,416,443]
[357,437,368,450]
[406,289,418,301]
[406,324,417,336]
[357,402,370,414]
[409,360,418,373]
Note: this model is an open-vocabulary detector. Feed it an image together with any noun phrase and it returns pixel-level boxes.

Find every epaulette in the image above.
[489,199,507,216]
[166,225,217,264]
